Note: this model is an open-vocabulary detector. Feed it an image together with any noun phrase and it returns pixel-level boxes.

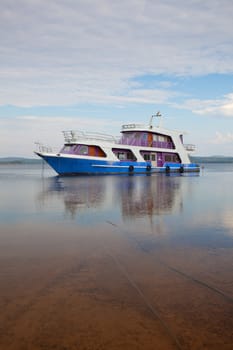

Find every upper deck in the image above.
[120,119,195,151]
[61,114,196,152]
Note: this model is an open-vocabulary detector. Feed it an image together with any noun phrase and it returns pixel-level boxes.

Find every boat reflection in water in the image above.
[37,173,198,227]
[117,175,183,219]
[37,176,106,219]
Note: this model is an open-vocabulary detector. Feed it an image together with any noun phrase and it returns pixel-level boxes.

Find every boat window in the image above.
[151,154,156,161]
[158,135,166,142]
[95,146,107,157]
[61,145,73,153]
[143,154,150,161]
[79,145,88,155]
[127,152,135,160]
[73,145,79,153]
[173,154,178,162]
[118,153,126,160]
[164,154,180,162]
[112,148,137,161]
[165,155,172,162]
[123,132,133,139]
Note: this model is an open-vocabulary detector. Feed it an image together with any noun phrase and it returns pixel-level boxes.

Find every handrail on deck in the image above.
[121,123,145,131]
[184,144,196,151]
[62,130,119,144]
[35,142,53,153]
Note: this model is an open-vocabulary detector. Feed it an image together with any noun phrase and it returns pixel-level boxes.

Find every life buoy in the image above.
[165,165,170,173]
[146,165,151,171]
[129,165,134,173]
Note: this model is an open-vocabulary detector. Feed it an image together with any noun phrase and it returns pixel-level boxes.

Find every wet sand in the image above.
[0,222,232,350]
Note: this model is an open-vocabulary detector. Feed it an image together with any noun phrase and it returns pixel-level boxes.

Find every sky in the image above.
[0,0,233,157]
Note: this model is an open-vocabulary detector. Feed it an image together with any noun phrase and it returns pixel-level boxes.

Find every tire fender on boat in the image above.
[129,165,134,173]
[179,165,184,173]
[165,165,170,173]
[146,165,151,171]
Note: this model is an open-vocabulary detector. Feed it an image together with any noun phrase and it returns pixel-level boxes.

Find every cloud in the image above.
[1,0,233,106]
[211,131,233,145]
[193,93,233,117]
[173,92,233,118]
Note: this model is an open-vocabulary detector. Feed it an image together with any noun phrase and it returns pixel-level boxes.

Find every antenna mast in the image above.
[149,111,162,128]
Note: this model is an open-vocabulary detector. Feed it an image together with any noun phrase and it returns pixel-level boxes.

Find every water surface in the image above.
[0,163,232,349]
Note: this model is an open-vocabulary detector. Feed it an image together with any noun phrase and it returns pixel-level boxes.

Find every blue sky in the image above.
[0,0,233,157]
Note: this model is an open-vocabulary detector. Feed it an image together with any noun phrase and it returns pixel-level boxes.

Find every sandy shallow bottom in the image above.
[0,222,232,350]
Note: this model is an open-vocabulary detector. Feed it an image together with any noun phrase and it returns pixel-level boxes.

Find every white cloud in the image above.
[173,93,233,118]
[211,131,233,145]
[193,94,233,117]
[0,0,233,106]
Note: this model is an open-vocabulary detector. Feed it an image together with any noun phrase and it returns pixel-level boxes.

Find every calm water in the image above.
[0,163,233,350]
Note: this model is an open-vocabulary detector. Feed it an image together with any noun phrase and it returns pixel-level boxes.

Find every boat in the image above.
[34,112,200,175]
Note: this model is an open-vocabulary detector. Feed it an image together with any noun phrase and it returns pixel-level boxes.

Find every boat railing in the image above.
[35,142,53,153]
[184,144,196,151]
[121,123,145,131]
[62,130,119,144]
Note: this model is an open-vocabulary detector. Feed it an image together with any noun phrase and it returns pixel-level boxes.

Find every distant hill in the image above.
[190,156,233,163]
[0,157,42,164]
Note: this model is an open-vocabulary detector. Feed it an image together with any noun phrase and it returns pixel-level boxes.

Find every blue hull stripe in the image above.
[39,154,200,175]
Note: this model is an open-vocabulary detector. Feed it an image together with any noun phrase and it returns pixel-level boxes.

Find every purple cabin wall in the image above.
[157,153,163,166]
